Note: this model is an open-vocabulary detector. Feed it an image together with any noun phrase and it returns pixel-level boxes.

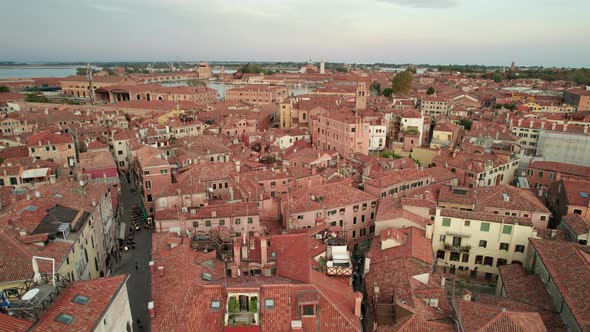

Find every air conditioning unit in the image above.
[181,207,188,213]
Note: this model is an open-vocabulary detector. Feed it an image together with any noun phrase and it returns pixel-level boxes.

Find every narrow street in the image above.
[115,175,152,332]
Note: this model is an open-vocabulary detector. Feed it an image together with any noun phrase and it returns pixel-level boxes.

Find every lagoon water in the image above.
[0,66,79,78]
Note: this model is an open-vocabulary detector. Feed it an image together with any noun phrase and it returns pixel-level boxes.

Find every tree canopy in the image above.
[426,87,435,95]
[0,86,9,93]
[391,71,413,93]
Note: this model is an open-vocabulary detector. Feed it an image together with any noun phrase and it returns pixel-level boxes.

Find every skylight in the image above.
[211,300,221,310]
[72,294,89,305]
[25,205,38,212]
[265,299,275,309]
[580,192,589,198]
[55,313,74,325]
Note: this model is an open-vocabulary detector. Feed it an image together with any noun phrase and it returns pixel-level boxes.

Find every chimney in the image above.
[261,238,268,265]
[354,292,363,317]
[232,240,241,275]
[158,266,165,277]
[552,122,556,131]
[149,261,155,274]
[235,160,241,173]
[517,119,523,126]
[211,210,217,218]
[148,301,155,318]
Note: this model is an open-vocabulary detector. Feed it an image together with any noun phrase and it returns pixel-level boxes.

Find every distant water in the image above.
[0,66,79,78]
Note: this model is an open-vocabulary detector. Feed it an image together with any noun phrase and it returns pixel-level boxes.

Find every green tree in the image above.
[187,79,207,87]
[406,66,417,74]
[370,82,381,96]
[426,87,435,95]
[458,119,473,130]
[492,73,503,83]
[76,67,97,76]
[0,86,9,93]
[382,88,393,97]
[391,71,413,93]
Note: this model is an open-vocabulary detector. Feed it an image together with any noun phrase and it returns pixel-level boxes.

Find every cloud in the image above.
[377,0,459,8]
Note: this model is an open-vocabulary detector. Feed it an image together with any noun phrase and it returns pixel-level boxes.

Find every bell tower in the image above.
[355,81,367,111]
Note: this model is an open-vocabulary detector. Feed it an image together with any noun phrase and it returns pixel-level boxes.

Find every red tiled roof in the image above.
[26,130,73,146]
[269,233,312,283]
[529,239,590,329]
[562,214,590,236]
[0,313,33,332]
[31,275,128,332]
[562,179,590,207]
[529,161,590,179]
[288,182,376,214]
[456,300,547,332]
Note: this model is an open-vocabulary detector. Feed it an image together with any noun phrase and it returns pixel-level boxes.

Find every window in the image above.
[442,218,451,227]
[502,225,512,234]
[265,299,275,309]
[219,219,225,226]
[540,215,546,221]
[515,245,525,253]
[205,220,211,227]
[361,215,365,223]
[452,237,462,246]
[462,253,470,263]
[464,220,470,227]
[475,255,483,265]
[538,171,543,178]
[353,217,357,225]
[574,209,582,215]
[479,240,487,248]
[436,250,445,259]
[439,234,446,242]
[160,169,168,174]
[235,219,241,225]
[483,256,494,266]
[450,252,460,261]
[352,230,356,238]
[72,294,89,305]
[499,242,509,251]
[360,228,366,236]
[302,305,315,316]
[211,300,221,311]
[193,222,199,228]
[496,258,508,267]
[145,181,151,189]
[480,222,490,232]
[55,313,74,325]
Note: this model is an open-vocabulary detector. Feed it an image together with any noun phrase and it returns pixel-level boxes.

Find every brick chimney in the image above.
[158,266,164,277]
[261,237,268,265]
[149,261,155,274]
[148,301,155,318]
[354,292,363,317]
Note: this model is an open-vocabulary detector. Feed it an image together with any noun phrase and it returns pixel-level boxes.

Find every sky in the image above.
[1,0,589,67]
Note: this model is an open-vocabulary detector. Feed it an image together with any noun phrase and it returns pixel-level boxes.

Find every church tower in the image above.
[355,81,367,111]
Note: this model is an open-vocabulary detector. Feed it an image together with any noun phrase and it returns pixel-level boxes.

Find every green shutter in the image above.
[502,225,512,234]
[480,222,490,232]
[442,218,451,227]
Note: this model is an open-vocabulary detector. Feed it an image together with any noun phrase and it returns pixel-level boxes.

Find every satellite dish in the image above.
[34,191,41,198]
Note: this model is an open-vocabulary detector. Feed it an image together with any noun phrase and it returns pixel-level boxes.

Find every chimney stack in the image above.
[261,237,268,265]
[158,266,164,277]
[354,292,363,317]
[148,301,155,318]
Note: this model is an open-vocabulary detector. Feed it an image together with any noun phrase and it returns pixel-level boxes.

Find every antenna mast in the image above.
[86,63,95,104]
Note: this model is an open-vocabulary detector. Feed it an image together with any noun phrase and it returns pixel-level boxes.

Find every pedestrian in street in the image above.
[135,261,139,271]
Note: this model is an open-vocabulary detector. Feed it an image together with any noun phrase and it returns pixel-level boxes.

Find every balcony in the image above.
[324,245,353,276]
[225,294,259,326]
[444,243,471,253]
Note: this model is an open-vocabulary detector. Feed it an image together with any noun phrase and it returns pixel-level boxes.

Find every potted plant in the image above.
[228,297,239,313]
[249,297,258,313]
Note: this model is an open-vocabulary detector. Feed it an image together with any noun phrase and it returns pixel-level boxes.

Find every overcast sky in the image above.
[1,0,589,67]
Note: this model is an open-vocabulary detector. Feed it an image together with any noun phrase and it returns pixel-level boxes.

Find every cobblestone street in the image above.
[115,176,152,332]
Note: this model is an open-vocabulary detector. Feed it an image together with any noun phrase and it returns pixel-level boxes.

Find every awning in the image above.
[119,223,126,240]
[140,202,148,219]
[21,168,50,179]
